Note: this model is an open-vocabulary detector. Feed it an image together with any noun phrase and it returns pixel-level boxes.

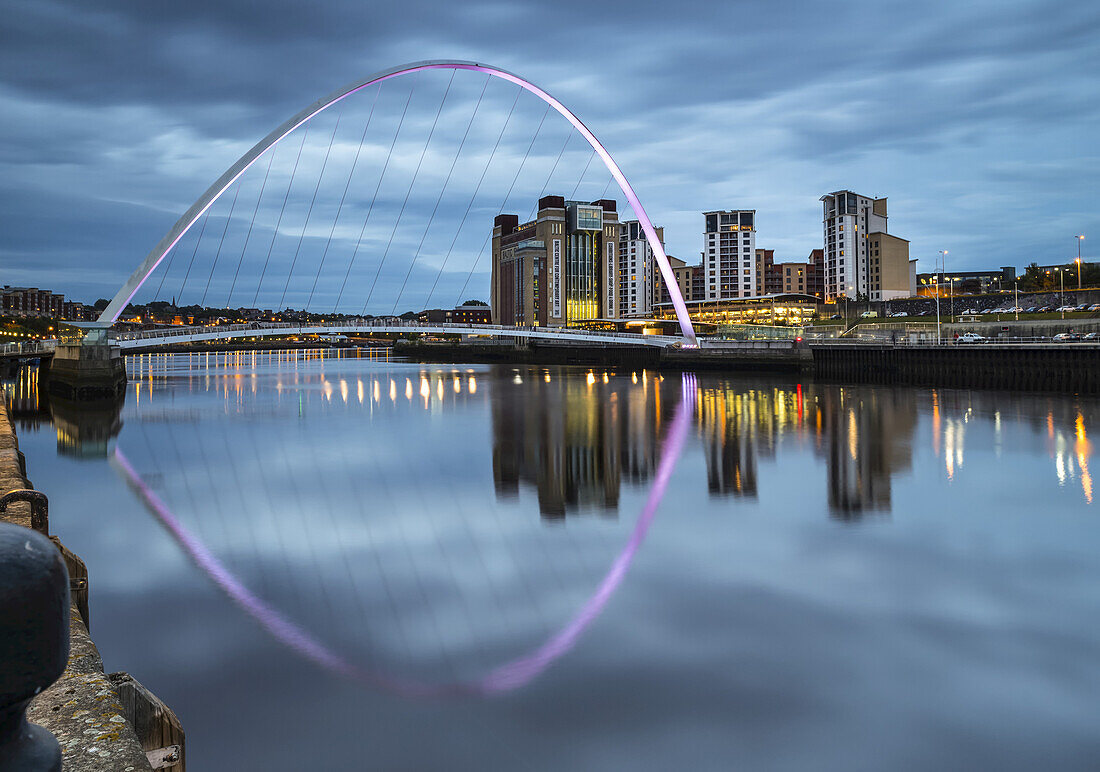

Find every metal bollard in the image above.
[0,490,48,535]
[0,522,70,772]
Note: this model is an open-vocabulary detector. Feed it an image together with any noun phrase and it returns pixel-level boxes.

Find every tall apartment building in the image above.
[617,220,664,317]
[491,196,620,326]
[703,210,756,300]
[820,190,910,301]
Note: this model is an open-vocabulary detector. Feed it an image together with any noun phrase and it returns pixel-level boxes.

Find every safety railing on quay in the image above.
[0,340,57,356]
[804,335,1099,347]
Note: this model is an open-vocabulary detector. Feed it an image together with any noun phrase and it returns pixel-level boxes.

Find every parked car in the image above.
[1057,305,1077,313]
[1005,306,1024,313]
[963,308,980,315]
[1038,306,1054,312]
[1089,304,1100,312]
[859,311,879,318]
[1025,306,1038,313]
[1083,332,1099,341]
[956,332,986,344]
[1075,303,1091,311]
[1053,332,1081,342]
[889,311,908,317]
[829,313,842,319]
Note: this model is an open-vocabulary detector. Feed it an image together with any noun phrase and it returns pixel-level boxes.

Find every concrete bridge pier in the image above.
[43,326,126,404]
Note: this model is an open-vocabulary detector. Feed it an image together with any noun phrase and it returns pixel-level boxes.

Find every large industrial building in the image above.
[491,196,621,327]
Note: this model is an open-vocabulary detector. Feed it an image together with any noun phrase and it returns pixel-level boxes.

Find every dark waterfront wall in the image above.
[0,400,181,771]
[397,339,1098,393]
[810,344,1100,393]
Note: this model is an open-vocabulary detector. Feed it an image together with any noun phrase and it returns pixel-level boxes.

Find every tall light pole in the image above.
[1077,234,1085,289]
[938,250,947,340]
[1058,268,1065,319]
[1014,281,1019,321]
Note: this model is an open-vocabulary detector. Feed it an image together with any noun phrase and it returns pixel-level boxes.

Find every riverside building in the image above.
[617,220,664,317]
[704,210,757,300]
[820,190,911,302]
[491,196,620,327]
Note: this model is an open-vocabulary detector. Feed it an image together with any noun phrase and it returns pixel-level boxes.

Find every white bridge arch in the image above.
[101,60,698,346]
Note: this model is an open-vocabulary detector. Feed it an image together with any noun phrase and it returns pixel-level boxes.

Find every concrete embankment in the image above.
[395,338,811,372]
[810,343,1100,392]
[1,401,182,771]
[396,338,1100,393]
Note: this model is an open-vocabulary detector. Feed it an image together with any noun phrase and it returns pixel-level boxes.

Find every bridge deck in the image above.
[114,322,684,350]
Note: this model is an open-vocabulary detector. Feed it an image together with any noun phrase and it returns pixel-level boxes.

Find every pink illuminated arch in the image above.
[99,60,698,345]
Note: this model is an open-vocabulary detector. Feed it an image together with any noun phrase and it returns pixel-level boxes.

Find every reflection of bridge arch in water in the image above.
[112,370,696,697]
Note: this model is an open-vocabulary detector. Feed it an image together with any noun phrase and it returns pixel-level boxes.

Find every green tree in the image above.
[1018,263,1044,292]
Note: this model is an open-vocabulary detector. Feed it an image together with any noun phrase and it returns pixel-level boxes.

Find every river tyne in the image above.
[5,349,1099,770]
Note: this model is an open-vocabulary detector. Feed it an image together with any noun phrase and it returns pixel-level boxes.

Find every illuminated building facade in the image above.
[653,294,820,328]
[491,196,620,327]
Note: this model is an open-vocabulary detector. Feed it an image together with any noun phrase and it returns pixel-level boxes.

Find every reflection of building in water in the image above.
[695,386,762,497]
[694,384,821,498]
[2,363,123,458]
[49,394,124,459]
[491,368,671,519]
[691,379,917,514]
[3,365,51,431]
[814,387,916,518]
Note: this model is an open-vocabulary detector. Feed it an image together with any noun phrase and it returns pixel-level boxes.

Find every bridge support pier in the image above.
[43,326,126,404]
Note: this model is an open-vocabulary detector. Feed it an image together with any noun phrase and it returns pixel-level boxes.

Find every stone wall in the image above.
[1,400,157,771]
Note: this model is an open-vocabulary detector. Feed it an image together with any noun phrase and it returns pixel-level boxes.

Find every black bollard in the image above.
[0,522,69,772]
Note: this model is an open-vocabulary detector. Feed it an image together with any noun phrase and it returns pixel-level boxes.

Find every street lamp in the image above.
[1058,268,1065,319]
[1077,234,1085,289]
[937,250,947,340]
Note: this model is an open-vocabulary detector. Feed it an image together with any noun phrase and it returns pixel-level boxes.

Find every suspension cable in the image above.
[226,146,276,308]
[175,210,210,306]
[252,121,311,309]
[392,75,489,314]
[305,84,382,311]
[569,151,596,199]
[332,82,411,314]
[423,82,520,309]
[527,131,572,221]
[361,71,455,315]
[278,110,342,312]
[455,102,552,305]
[200,182,242,308]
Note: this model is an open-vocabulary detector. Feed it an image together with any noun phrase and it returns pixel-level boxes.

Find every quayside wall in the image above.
[810,344,1100,392]
[1,400,183,770]
[396,339,1099,393]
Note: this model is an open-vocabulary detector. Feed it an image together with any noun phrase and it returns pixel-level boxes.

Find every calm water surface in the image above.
[5,350,1099,770]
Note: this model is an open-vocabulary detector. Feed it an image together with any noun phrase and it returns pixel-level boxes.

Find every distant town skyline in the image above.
[1,0,1096,305]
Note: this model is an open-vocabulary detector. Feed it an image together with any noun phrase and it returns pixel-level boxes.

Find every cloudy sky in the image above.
[1,0,1098,312]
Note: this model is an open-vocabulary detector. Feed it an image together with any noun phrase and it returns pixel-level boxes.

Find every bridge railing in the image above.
[114,321,684,345]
